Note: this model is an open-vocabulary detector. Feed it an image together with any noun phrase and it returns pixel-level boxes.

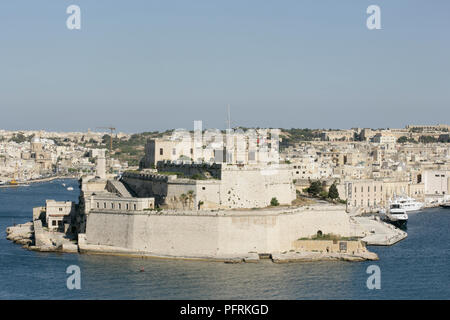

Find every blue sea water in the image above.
[0,180,449,300]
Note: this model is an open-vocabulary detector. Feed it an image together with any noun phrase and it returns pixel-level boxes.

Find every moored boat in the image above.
[389,195,423,212]
[385,204,408,229]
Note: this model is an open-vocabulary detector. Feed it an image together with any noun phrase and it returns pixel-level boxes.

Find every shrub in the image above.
[319,191,328,199]
[270,197,279,206]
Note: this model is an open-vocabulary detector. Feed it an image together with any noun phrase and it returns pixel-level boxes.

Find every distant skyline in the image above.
[1,1,449,133]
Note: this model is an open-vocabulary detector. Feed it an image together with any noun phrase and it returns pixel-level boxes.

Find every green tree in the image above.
[307,180,323,196]
[419,135,437,143]
[270,197,279,206]
[328,183,339,200]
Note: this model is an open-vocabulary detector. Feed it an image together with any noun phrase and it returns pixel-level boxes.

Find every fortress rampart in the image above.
[82,205,355,259]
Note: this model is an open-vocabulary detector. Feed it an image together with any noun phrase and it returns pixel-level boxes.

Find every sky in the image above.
[0,0,449,133]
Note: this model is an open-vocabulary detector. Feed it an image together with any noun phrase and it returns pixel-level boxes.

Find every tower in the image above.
[96,149,106,179]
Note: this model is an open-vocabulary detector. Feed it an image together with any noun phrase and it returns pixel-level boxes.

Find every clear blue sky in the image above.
[0,0,449,132]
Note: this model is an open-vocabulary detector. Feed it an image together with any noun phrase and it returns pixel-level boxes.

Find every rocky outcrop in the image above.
[6,222,33,247]
[271,251,379,263]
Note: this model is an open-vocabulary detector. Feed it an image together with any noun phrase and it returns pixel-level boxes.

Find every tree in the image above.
[328,183,339,200]
[270,197,279,206]
[307,180,323,196]
[179,194,187,209]
[419,135,437,143]
[187,190,195,209]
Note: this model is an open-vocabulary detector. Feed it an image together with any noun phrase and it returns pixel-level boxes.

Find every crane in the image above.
[97,127,116,155]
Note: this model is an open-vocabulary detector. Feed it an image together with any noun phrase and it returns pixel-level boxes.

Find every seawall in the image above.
[83,205,357,259]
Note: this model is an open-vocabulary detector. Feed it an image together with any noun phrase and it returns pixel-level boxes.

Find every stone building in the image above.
[29,137,53,172]
[33,200,77,232]
[123,161,296,210]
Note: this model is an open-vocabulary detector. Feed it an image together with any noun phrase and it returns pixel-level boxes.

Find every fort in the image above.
[5,136,408,263]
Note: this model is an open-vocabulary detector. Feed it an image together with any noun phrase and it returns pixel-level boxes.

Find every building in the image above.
[124,161,296,210]
[423,170,449,195]
[372,133,396,144]
[44,200,76,232]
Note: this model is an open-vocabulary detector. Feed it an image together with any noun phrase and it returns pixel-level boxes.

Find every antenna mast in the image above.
[227,104,231,130]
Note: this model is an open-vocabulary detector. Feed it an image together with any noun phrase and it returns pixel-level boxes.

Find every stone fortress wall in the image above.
[84,205,355,259]
[121,162,296,210]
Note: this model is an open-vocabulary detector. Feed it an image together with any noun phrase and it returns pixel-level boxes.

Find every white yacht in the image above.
[385,204,408,228]
[389,195,423,212]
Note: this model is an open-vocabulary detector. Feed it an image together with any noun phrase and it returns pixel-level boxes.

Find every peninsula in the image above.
[6,129,412,263]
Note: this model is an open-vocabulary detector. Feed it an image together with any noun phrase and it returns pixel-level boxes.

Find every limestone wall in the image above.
[219,165,296,208]
[84,207,354,258]
[122,164,296,209]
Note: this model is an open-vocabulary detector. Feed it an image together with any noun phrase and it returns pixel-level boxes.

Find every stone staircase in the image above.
[106,180,134,197]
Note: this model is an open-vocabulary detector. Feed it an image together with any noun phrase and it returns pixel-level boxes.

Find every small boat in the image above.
[67,187,74,191]
[62,183,66,187]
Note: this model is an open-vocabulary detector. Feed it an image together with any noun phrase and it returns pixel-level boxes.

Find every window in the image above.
[126,204,129,210]
[111,203,114,209]
[172,148,176,155]
[118,203,121,210]
[103,203,106,209]
[133,204,137,210]
[160,148,163,155]
[52,220,57,226]
[96,202,99,208]
[59,208,63,212]
[202,187,206,190]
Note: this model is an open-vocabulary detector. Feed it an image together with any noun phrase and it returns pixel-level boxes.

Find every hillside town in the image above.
[282,124,450,211]
[5,123,449,263]
[0,129,131,185]
[1,124,449,212]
